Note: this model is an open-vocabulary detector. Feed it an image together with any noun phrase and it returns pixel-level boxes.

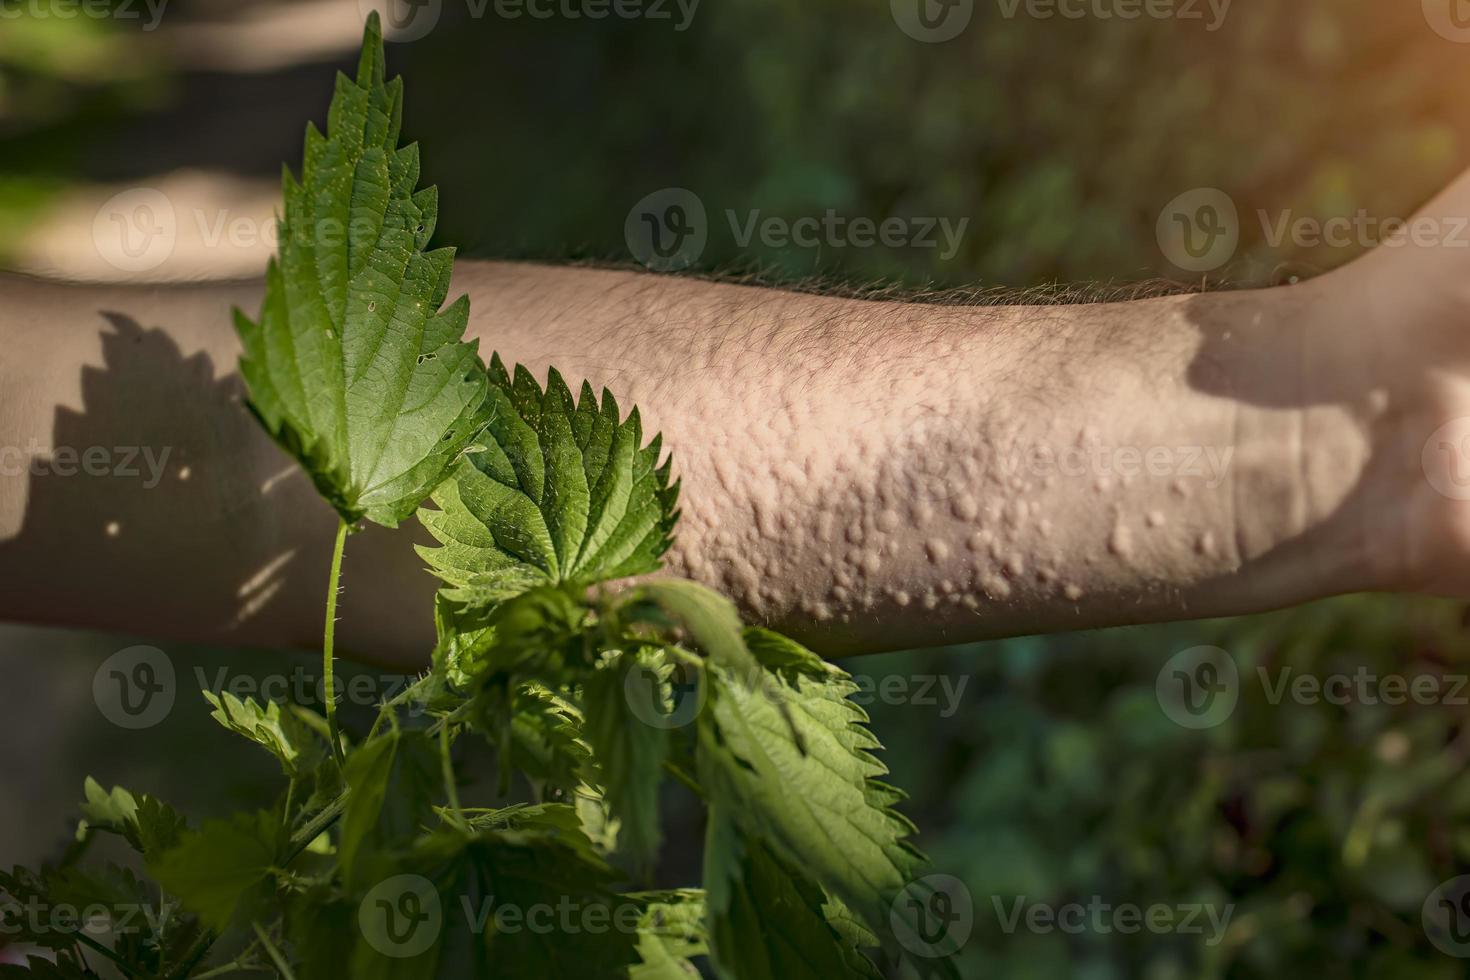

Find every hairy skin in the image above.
[2,171,1469,665]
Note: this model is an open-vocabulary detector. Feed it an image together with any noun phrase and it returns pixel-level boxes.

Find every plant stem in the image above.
[285,706,465,862]
[323,519,349,770]
[288,795,349,857]
[252,922,297,980]
[73,932,139,978]
[440,722,465,829]
[168,929,218,980]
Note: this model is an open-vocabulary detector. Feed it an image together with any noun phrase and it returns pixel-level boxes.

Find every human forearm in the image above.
[459,263,1395,654]
[0,260,1417,662]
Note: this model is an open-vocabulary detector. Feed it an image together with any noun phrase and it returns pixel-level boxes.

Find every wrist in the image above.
[1287,262,1448,598]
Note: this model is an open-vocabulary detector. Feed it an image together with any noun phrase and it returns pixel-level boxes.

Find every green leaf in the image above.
[703,810,880,979]
[372,826,639,980]
[633,579,760,682]
[233,12,490,527]
[504,684,592,794]
[629,890,707,980]
[204,690,329,779]
[287,887,357,980]
[582,650,670,867]
[40,860,200,975]
[697,640,926,950]
[77,777,185,856]
[744,625,833,680]
[339,730,441,891]
[0,867,78,952]
[0,956,100,979]
[418,355,679,608]
[148,808,283,931]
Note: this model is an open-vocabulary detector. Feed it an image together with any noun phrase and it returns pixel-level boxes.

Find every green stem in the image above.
[662,759,705,800]
[323,519,349,770]
[188,939,262,980]
[252,922,297,980]
[288,795,349,857]
[440,722,465,829]
[73,932,139,978]
[168,929,218,980]
[286,706,464,861]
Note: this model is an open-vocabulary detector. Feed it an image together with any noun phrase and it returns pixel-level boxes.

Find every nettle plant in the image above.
[1,17,956,980]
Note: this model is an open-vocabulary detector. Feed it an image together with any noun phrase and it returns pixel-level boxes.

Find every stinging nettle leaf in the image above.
[417,354,680,610]
[234,13,491,527]
[148,808,284,931]
[204,690,329,780]
[629,889,708,979]
[633,579,760,682]
[78,777,185,856]
[697,635,928,955]
[703,810,881,980]
[582,649,671,867]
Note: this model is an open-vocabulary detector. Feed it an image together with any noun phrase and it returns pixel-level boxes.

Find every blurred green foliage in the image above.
[0,1,165,256]
[865,596,1470,978]
[6,0,1470,976]
[398,0,1469,286]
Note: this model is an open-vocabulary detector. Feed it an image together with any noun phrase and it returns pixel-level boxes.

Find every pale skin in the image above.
[5,170,1470,668]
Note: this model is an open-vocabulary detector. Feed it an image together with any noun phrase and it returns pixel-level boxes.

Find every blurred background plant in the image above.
[4,0,1470,976]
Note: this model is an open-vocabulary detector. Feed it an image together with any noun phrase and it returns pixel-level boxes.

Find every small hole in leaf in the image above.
[417,352,436,364]
[367,301,376,313]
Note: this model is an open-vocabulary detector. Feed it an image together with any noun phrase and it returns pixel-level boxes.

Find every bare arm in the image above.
[1,175,1461,664]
